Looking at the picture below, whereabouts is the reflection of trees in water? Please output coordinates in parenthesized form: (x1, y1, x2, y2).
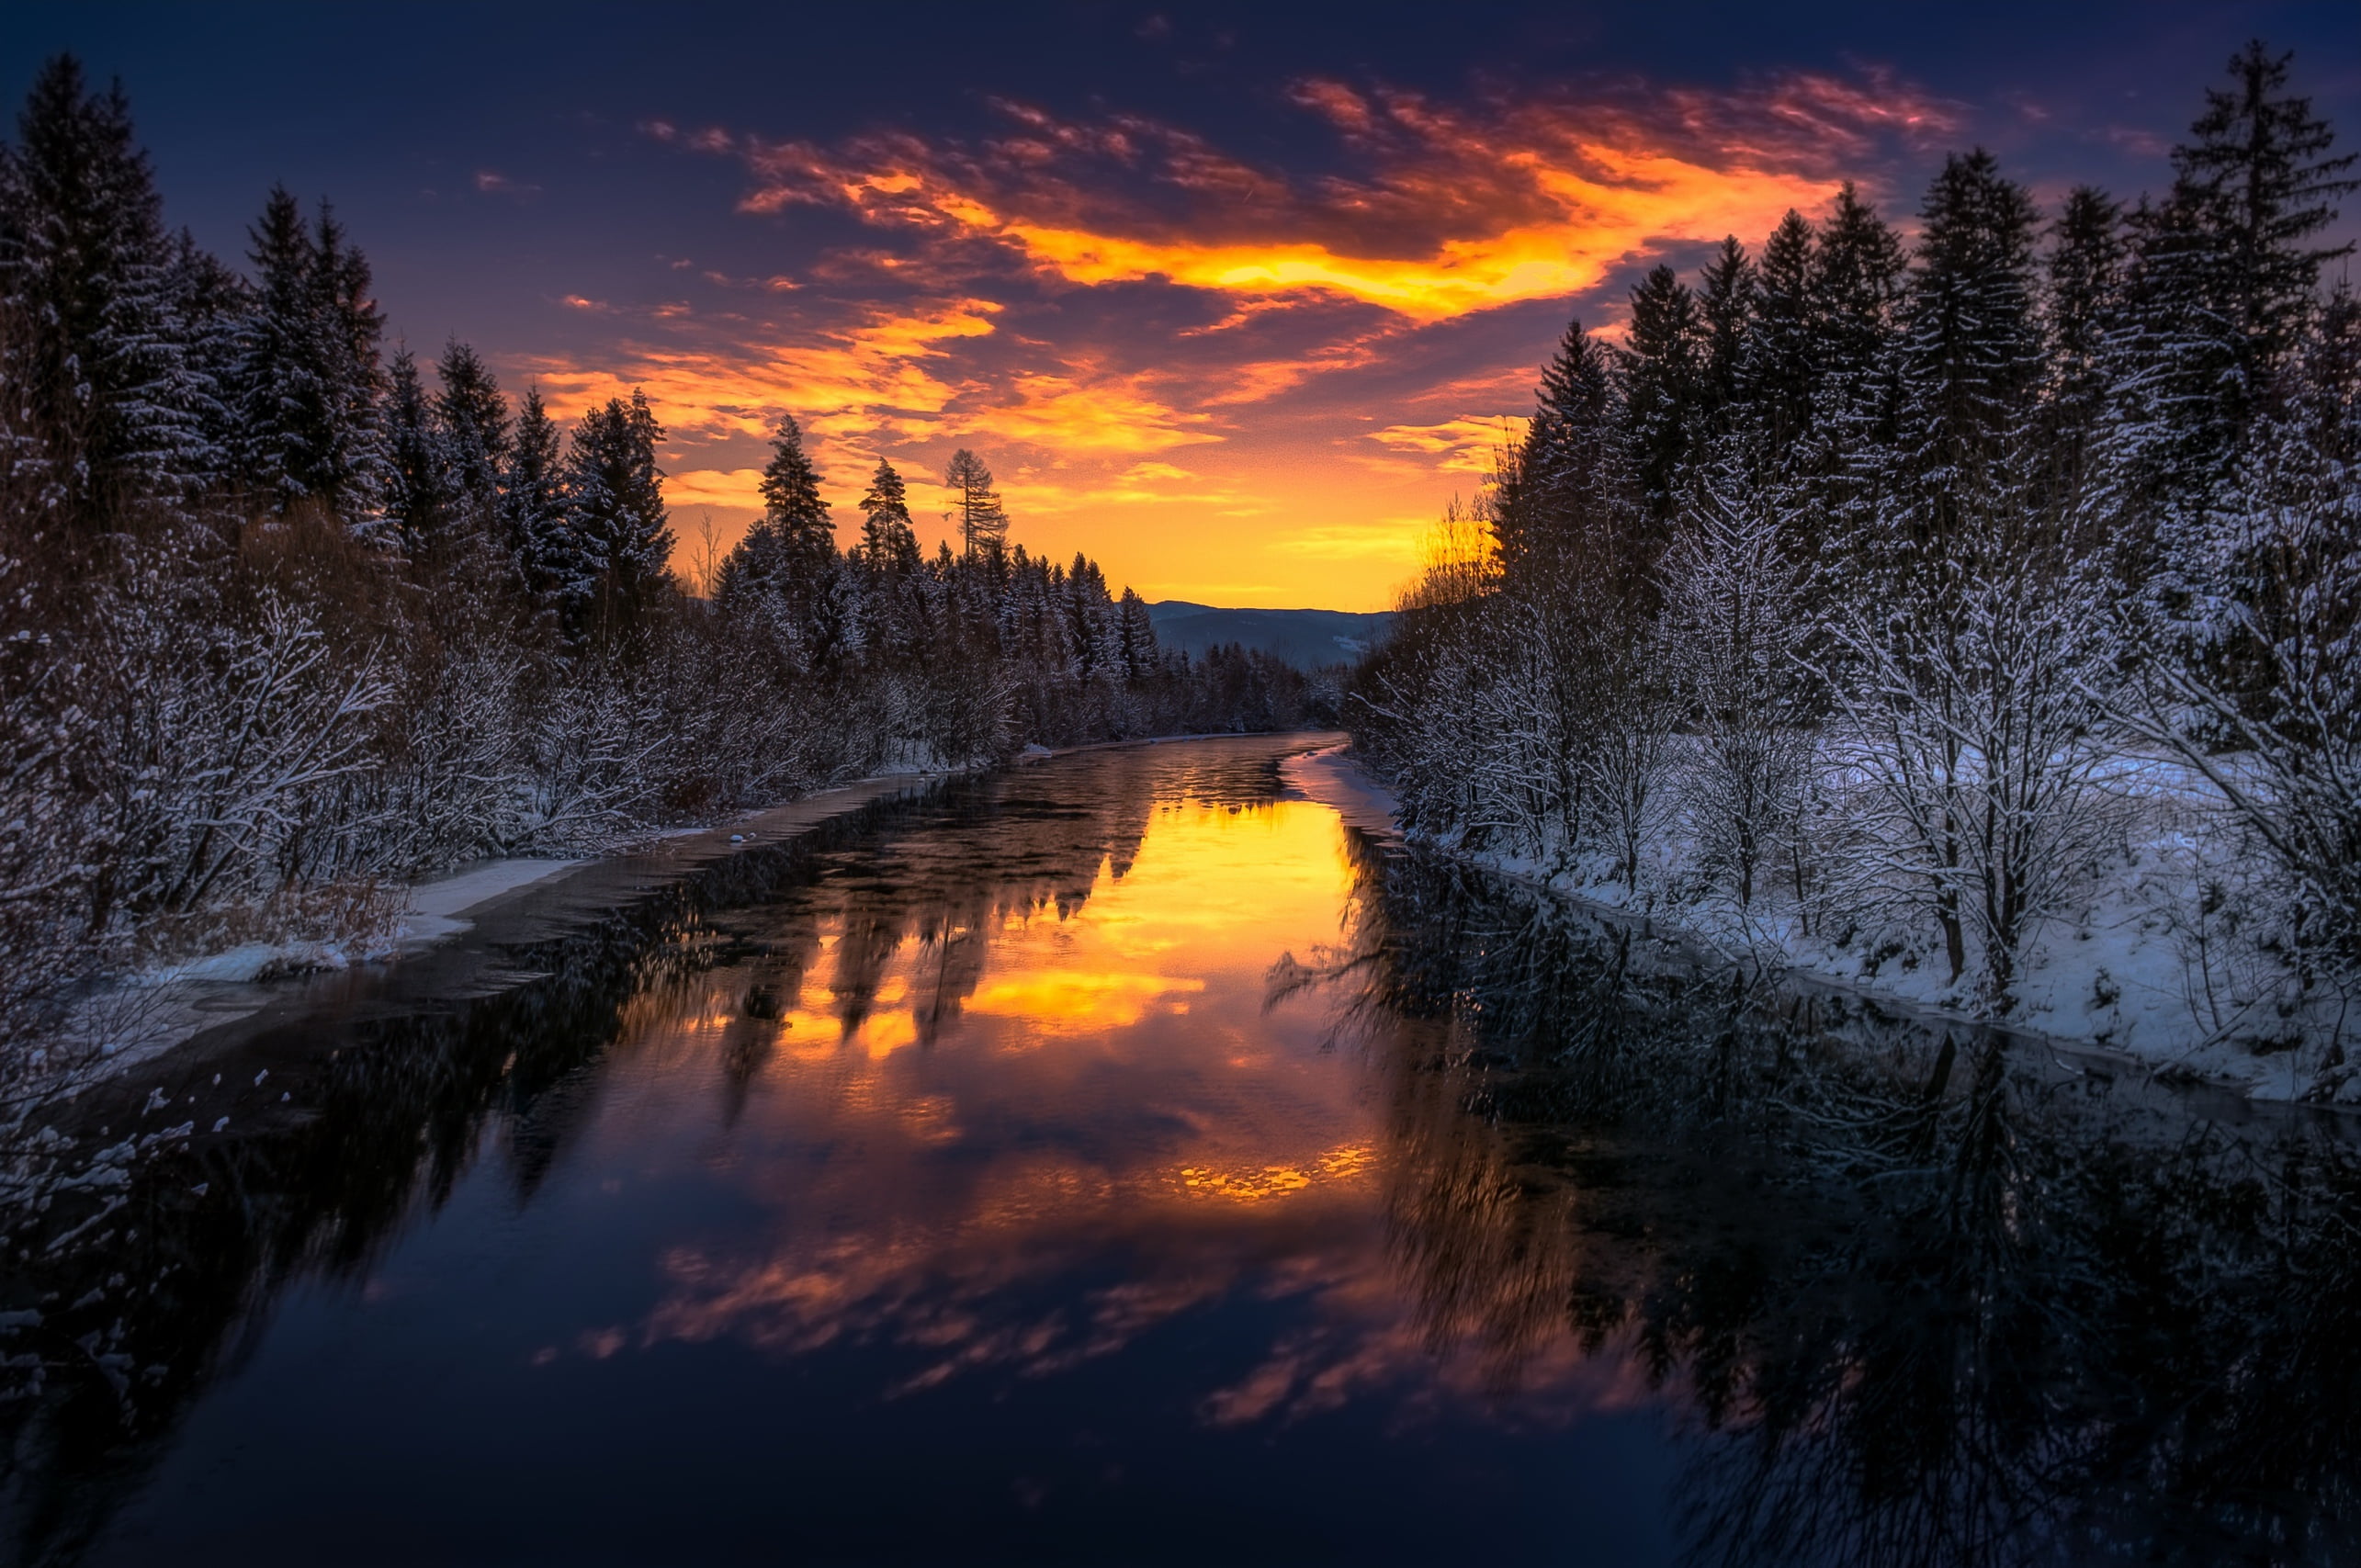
(0, 746, 1266, 1568)
(1326, 832, 2361, 1567)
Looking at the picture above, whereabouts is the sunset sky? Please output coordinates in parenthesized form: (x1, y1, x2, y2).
(8, 3, 2358, 609)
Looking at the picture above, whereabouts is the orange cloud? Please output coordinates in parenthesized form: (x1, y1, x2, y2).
(1369, 415, 1530, 474)
(599, 64, 1958, 607)
(741, 130, 1841, 322)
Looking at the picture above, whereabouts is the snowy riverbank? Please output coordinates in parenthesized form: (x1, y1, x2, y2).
(62, 770, 955, 1089)
(1288, 743, 2351, 1108)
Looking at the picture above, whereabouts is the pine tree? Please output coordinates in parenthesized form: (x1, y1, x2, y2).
(381, 345, 448, 545)
(306, 200, 388, 518)
(1812, 183, 1909, 380)
(1695, 236, 1755, 434)
(1739, 209, 1820, 465)
(943, 447, 1008, 560)
(2043, 186, 2125, 513)
(164, 227, 244, 488)
(563, 389, 670, 629)
(2176, 41, 2358, 390)
(232, 186, 388, 519)
(1806, 182, 1909, 557)
(232, 186, 320, 509)
(503, 384, 574, 606)
(756, 415, 834, 578)
(0, 54, 199, 532)
(1117, 586, 1158, 680)
(1617, 263, 1702, 524)
(1501, 315, 1646, 606)
(435, 338, 508, 540)
(857, 457, 921, 573)
(1895, 150, 2043, 556)
(2114, 42, 2357, 514)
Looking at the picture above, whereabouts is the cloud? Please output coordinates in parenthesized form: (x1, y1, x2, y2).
(1369, 414, 1529, 474)
(474, 169, 542, 198)
(728, 103, 1848, 322)
(601, 61, 1965, 605)
(666, 468, 768, 513)
(1264, 521, 1426, 561)
(518, 296, 1005, 457)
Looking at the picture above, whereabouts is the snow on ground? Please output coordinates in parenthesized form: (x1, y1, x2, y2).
(1314, 745, 2341, 1105)
(1283, 743, 1401, 839)
(397, 858, 586, 946)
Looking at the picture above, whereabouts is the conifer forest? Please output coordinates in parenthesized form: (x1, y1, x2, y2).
(0, 58, 1315, 1100)
(6, 15, 2361, 1568)
(1353, 42, 2361, 1099)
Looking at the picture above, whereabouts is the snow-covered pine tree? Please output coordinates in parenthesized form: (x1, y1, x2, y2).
(1116, 587, 1158, 681)
(562, 389, 670, 634)
(2041, 185, 2125, 524)
(2110, 43, 2356, 530)
(1803, 182, 1908, 559)
(1694, 236, 1755, 439)
(0, 54, 201, 535)
(2178, 41, 2358, 402)
(232, 187, 388, 521)
(435, 339, 509, 546)
(1617, 263, 1702, 529)
(757, 415, 834, 582)
(503, 384, 576, 611)
(381, 345, 448, 547)
(1497, 315, 1638, 598)
(1737, 209, 1819, 468)
(306, 201, 389, 521)
(1893, 149, 2043, 563)
(232, 186, 322, 511)
(164, 227, 245, 492)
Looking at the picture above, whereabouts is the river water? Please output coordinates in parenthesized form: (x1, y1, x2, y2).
(6, 735, 2359, 1566)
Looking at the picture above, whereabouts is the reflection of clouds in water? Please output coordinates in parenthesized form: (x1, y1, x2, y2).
(582, 784, 1632, 1431)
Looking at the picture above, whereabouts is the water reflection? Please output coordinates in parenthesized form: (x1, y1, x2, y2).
(1335, 834, 2361, 1567)
(4, 738, 2359, 1566)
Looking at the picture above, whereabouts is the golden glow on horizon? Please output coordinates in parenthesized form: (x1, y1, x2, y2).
(521, 81, 1902, 607)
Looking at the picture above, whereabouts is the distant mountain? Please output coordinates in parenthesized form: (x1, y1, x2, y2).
(1147, 601, 1395, 671)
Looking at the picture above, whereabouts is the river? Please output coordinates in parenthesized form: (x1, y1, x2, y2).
(5, 735, 2358, 1566)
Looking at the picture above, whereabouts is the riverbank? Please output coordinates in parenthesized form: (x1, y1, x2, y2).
(52, 769, 957, 1093)
(63, 731, 1348, 1093)
(1290, 742, 2350, 1109)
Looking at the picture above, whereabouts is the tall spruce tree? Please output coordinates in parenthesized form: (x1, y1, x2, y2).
(435, 338, 508, 542)
(1617, 263, 1702, 525)
(1811, 182, 1908, 396)
(1499, 315, 1644, 602)
(232, 186, 388, 518)
(381, 344, 448, 545)
(1739, 209, 1820, 465)
(0, 54, 199, 532)
(306, 201, 388, 518)
(2177, 41, 2358, 391)
(756, 415, 834, 577)
(1895, 150, 2043, 557)
(2043, 186, 2126, 514)
(503, 384, 575, 607)
(563, 389, 670, 630)
(2116, 43, 2356, 513)
(1695, 236, 1755, 434)
(857, 457, 921, 573)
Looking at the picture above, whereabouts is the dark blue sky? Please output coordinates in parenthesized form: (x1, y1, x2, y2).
(8, 2, 2355, 606)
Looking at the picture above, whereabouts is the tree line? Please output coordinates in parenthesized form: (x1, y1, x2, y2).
(0, 56, 1316, 1079)
(1351, 42, 2361, 1089)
